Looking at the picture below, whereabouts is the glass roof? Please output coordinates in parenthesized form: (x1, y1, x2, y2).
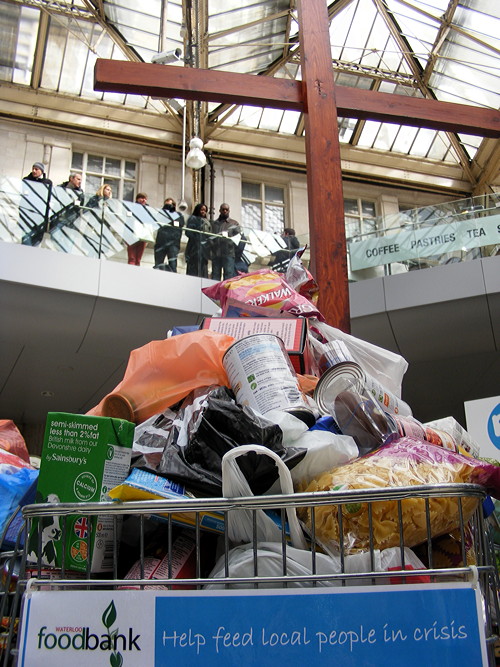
(0, 0, 498, 178)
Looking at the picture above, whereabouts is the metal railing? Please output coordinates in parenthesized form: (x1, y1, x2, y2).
(1, 178, 498, 282)
(1, 483, 499, 664)
(0, 177, 303, 278)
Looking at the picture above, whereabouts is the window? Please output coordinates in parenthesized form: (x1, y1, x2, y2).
(344, 198, 377, 240)
(241, 182, 286, 234)
(71, 152, 137, 200)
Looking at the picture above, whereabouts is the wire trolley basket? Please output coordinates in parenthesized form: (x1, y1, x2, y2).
(1, 483, 499, 666)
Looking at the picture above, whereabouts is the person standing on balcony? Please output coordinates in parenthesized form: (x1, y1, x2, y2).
(125, 192, 149, 266)
(59, 172, 84, 204)
(154, 197, 184, 272)
(23, 162, 53, 187)
(270, 227, 300, 272)
(210, 203, 241, 281)
(22, 162, 53, 244)
(185, 203, 211, 277)
(86, 183, 112, 208)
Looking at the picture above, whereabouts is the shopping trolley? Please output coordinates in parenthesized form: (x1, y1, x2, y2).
(1, 483, 499, 666)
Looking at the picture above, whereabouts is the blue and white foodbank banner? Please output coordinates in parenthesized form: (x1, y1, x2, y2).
(349, 214, 500, 270)
(19, 583, 488, 666)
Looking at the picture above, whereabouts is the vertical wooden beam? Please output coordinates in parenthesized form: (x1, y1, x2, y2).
(297, 0, 350, 332)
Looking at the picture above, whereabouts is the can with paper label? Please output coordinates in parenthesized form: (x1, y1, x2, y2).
(223, 333, 315, 426)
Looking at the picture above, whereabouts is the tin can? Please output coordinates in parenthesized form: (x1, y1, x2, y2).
(388, 415, 459, 452)
(363, 373, 412, 417)
(314, 356, 412, 419)
(313, 361, 366, 416)
(223, 333, 315, 426)
(316, 340, 355, 375)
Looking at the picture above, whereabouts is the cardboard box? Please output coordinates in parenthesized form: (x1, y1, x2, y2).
(109, 468, 225, 534)
(201, 316, 312, 374)
(27, 413, 134, 573)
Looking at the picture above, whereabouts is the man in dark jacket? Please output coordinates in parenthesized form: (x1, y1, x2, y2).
(59, 172, 84, 204)
(270, 228, 300, 271)
(154, 198, 185, 272)
(210, 203, 241, 281)
(22, 162, 53, 244)
(23, 162, 53, 186)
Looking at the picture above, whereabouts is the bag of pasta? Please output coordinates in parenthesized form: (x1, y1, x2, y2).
(299, 437, 500, 553)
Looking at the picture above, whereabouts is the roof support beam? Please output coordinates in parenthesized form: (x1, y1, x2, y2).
(95, 60, 500, 137)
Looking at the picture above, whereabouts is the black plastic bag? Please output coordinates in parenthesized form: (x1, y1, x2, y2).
(158, 386, 305, 496)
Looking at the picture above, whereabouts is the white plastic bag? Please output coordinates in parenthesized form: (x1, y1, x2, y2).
(310, 319, 408, 398)
(264, 410, 358, 490)
(205, 543, 427, 589)
(222, 445, 307, 549)
(205, 541, 342, 589)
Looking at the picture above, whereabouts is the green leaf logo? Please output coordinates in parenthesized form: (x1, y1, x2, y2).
(102, 600, 117, 629)
(110, 652, 123, 667)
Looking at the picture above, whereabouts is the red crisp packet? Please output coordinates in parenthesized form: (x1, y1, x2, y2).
(202, 269, 324, 320)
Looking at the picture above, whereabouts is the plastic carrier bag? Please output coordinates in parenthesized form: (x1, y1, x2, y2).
(0, 420, 30, 463)
(205, 542, 427, 589)
(158, 387, 304, 497)
(309, 319, 408, 398)
(88, 330, 234, 424)
(222, 444, 307, 549)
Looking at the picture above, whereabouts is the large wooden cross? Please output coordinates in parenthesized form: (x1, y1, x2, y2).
(95, 0, 499, 333)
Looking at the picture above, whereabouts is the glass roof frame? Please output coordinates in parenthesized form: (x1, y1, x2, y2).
(0, 0, 498, 188)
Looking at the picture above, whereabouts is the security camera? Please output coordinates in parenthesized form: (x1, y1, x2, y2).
(177, 200, 189, 213)
(151, 48, 183, 65)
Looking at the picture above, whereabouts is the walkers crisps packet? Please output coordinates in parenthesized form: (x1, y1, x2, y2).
(202, 269, 324, 320)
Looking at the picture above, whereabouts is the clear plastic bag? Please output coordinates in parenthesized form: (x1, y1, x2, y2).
(300, 437, 500, 552)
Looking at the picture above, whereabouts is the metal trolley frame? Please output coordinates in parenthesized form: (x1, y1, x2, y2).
(1, 483, 499, 665)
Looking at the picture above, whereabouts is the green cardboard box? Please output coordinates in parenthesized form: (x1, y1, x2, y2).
(27, 412, 135, 573)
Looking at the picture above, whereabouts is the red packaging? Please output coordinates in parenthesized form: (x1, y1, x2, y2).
(121, 532, 196, 590)
(202, 269, 323, 320)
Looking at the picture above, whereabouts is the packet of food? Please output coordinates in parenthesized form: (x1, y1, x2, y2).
(202, 269, 324, 320)
(299, 437, 500, 553)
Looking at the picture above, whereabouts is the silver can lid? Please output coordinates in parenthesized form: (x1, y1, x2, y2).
(313, 362, 365, 416)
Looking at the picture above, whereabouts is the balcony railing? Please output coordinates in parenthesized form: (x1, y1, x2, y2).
(346, 193, 500, 281)
(0, 177, 303, 278)
(1, 178, 498, 282)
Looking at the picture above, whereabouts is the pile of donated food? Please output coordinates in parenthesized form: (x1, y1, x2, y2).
(2, 250, 500, 587)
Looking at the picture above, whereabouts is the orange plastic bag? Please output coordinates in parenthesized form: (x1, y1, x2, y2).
(88, 330, 235, 424)
(0, 420, 30, 463)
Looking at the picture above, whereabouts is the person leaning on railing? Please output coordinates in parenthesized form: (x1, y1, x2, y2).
(86, 183, 112, 209)
(154, 197, 185, 272)
(21, 162, 53, 245)
(185, 203, 211, 278)
(59, 172, 84, 205)
(269, 227, 300, 272)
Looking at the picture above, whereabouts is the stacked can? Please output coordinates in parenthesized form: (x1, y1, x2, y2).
(313, 340, 412, 418)
(223, 333, 316, 427)
(387, 415, 463, 454)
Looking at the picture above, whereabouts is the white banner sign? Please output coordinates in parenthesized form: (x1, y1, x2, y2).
(18, 583, 488, 666)
(348, 214, 500, 270)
